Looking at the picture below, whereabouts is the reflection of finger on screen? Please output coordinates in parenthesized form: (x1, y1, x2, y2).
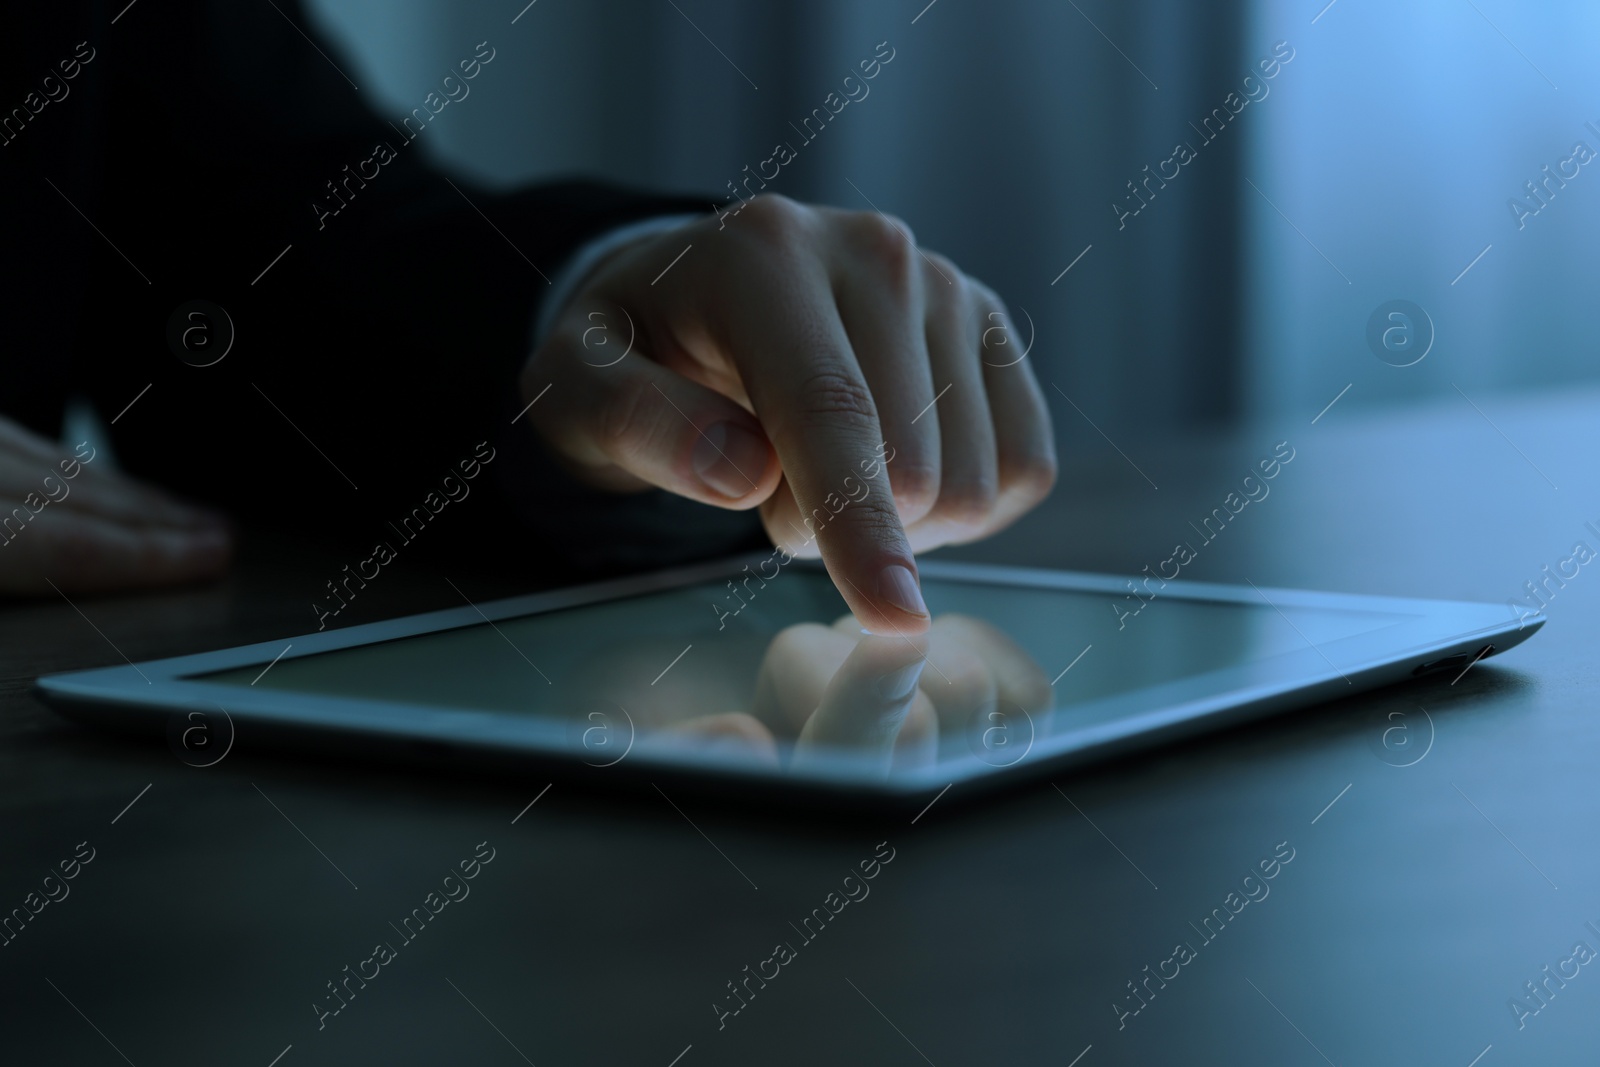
(798, 633, 927, 750)
(932, 614, 1053, 713)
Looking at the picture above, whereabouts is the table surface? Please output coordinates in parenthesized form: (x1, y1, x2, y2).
(3, 385, 1596, 1066)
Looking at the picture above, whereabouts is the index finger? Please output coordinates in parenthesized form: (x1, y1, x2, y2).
(710, 203, 928, 634)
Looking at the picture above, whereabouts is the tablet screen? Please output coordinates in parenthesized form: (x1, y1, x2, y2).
(197, 570, 1413, 774)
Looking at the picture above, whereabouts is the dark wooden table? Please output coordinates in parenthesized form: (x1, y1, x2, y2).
(3, 385, 1596, 1066)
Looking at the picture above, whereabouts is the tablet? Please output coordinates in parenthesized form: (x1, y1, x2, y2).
(36, 556, 1542, 806)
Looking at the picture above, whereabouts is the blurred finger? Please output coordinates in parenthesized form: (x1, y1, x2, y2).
(968, 285, 1057, 540)
(910, 253, 998, 550)
(0, 502, 232, 596)
(0, 446, 225, 532)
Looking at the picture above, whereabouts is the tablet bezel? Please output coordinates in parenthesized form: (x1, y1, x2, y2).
(34, 556, 1543, 804)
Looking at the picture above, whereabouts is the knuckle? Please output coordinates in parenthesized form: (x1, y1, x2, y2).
(849, 212, 918, 284)
(935, 475, 999, 526)
(845, 498, 916, 545)
(738, 194, 809, 245)
(889, 460, 940, 512)
(970, 291, 1010, 339)
(1002, 449, 1058, 504)
(1011, 447, 1062, 502)
(792, 368, 878, 429)
(922, 262, 975, 339)
(922, 250, 962, 292)
(802, 483, 906, 548)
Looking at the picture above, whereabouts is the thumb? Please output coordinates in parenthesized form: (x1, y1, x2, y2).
(523, 329, 780, 508)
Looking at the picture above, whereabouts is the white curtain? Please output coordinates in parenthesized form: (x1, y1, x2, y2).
(1245, 0, 1600, 422)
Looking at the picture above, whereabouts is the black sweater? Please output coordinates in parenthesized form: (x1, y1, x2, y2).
(0, 0, 761, 576)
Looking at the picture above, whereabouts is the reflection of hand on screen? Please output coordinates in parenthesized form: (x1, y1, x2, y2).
(584, 611, 1052, 775)
(754, 622, 937, 775)
(879, 613, 1054, 733)
(646, 624, 936, 774)
(754, 613, 1053, 774)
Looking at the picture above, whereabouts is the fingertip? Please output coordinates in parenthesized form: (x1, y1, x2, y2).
(866, 562, 930, 634)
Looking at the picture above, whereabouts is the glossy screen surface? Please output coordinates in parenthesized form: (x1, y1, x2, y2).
(198, 571, 1413, 775)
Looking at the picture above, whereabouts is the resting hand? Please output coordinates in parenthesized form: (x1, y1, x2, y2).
(0, 416, 231, 596)
(522, 196, 1057, 635)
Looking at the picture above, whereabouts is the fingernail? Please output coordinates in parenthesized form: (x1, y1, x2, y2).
(875, 660, 925, 701)
(877, 563, 928, 619)
(693, 422, 766, 499)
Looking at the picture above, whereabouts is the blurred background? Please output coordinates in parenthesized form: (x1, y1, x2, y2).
(304, 0, 1600, 440)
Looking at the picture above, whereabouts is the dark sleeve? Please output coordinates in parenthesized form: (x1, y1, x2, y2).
(0, 0, 761, 574)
